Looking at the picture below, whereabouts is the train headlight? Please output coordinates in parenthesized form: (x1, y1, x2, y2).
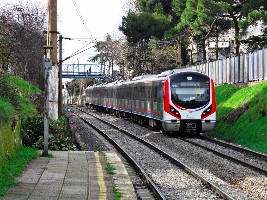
(201, 105, 212, 118)
(170, 105, 181, 118)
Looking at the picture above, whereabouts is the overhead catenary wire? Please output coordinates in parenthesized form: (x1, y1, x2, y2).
(71, 0, 94, 40)
(68, 39, 95, 57)
(63, 44, 95, 62)
(63, 0, 99, 61)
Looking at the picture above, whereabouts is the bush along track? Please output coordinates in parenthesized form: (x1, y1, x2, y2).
(21, 116, 75, 151)
(206, 82, 267, 154)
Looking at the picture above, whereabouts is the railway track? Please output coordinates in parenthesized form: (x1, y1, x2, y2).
(179, 137, 267, 176)
(201, 136, 267, 161)
(69, 105, 236, 199)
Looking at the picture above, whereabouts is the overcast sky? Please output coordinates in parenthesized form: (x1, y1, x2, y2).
(1, 0, 127, 72)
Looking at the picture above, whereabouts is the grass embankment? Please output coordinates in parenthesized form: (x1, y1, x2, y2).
(0, 98, 16, 124)
(0, 72, 42, 121)
(206, 82, 267, 154)
(0, 146, 39, 195)
(0, 73, 42, 195)
(8, 75, 41, 116)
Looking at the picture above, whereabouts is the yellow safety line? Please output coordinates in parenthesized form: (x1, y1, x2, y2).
(94, 152, 107, 200)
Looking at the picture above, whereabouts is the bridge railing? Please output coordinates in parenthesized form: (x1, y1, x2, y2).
(62, 71, 102, 76)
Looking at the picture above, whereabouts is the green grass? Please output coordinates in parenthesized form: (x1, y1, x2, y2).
(0, 146, 39, 195)
(206, 82, 267, 154)
(20, 97, 36, 117)
(0, 74, 43, 122)
(9, 76, 42, 117)
(114, 186, 122, 200)
(0, 98, 16, 123)
(9, 76, 41, 96)
(105, 164, 122, 199)
(48, 153, 54, 158)
(106, 165, 116, 175)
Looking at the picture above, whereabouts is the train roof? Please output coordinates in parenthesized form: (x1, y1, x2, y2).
(84, 68, 207, 90)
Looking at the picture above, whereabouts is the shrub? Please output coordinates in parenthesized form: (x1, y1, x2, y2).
(21, 116, 43, 147)
(21, 116, 75, 151)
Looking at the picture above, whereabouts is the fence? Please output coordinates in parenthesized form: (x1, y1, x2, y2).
(186, 48, 267, 85)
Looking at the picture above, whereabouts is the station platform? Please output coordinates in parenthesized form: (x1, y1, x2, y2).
(0, 151, 137, 200)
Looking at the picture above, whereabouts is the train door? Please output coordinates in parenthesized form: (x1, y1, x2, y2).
(140, 83, 145, 116)
(161, 80, 165, 116)
(125, 84, 131, 113)
(130, 83, 134, 114)
(146, 81, 152, 117)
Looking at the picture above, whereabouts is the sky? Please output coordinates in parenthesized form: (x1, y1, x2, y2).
(0, 0, 128, 74)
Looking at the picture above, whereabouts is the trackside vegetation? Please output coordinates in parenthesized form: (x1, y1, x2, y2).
(0, 71, 37, 175)
(0, 72, 75, 195)
(205, 82, 267, 154)
(0, 146, 39, 195)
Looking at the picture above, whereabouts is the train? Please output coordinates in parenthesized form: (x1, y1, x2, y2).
(85, 69, 216, 135)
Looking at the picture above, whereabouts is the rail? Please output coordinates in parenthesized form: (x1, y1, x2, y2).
(73, 105, 236, 200)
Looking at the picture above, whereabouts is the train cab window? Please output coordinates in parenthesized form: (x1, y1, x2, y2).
(170, 72, 210, 109)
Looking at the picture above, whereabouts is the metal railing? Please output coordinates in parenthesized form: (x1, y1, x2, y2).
(186, 48, 267, 85)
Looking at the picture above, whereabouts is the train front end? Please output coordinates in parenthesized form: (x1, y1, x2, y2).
(162, 71, 216, 134)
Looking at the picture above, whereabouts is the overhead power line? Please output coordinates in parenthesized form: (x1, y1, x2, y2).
(71, 0, 95, 40)
(63, 1, 100, 62)
(63, 38, 97, 61)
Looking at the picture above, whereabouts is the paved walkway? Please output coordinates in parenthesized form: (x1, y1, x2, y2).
(0, 151, 137, 200)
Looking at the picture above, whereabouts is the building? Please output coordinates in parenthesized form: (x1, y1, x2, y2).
(189, 22, 264, 64)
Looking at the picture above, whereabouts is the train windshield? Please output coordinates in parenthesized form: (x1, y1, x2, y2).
(170, 72, 210, 109)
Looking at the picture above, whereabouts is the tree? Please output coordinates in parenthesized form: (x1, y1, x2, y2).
(139, 0, 172, 14)
(217, 0, 267, 55)
(238, 2, 267, 51)
(172, 0, 230, 61)
(66, 80, 80, 103)
(0, 1, 47, 90)
(90, 33, 125, 80)
(123, 0, 141, 15)
(119, 8, 172, 74)
(119, 10, 171, 45)
(0, 26, 18, 71)
(149, 39, 180, 73)
(207, 18, 232, 59)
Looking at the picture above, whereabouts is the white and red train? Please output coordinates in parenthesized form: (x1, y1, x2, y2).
(85, 69, 216, 134)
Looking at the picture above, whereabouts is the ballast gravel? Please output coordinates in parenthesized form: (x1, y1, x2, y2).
(68, 106, 267, 199)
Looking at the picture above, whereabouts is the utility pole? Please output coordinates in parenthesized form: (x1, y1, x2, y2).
(43, 0, 58, 157)
(47, 0, 58, 120)
(43, 46, 52, 157)
(59, 35, 62, 118)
